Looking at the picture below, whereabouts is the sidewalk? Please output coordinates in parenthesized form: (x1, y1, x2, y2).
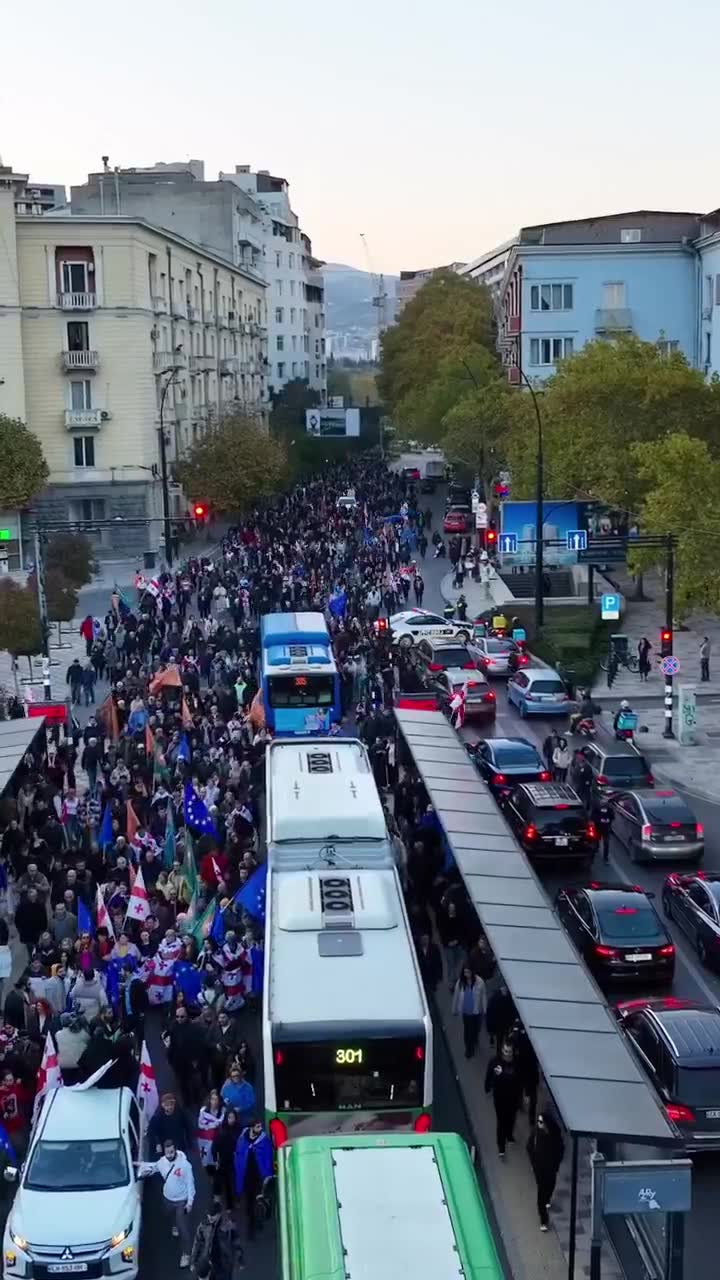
(433, 981, 623, 1280)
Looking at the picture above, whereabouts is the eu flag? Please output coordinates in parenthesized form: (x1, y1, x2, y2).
(77, 898, 94, 937)
(235, 861, 267, 923)
(177, 733, 191, 765)
(0, 1121, 15, 1162)
(210, 904, 226, 944)
(183, 783, 218, 839)
(99, 804, 113, 850)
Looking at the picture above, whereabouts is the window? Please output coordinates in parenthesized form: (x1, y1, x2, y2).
(315, 339, 320, 356)
(304, 360, 310, 378)
(530, 282, 573, 311)
(277, 362, 285, 379)
(70, 498, 105, 524)
(657, 339, 679, 358)
(716, 274, 720, 306)
(602, 282, 626, 309)
(276, 280, 283, 296)
(290, 308, 296, 324)
(706, 332, 712, 365)
(292, 335, 297, 350)
(276, 335, 284, 352)
(275, 307, 284, 324)
(315, 364, 320, 378)
(315, 314, 319, 328)
(290, 280, 295, 297)
(62, 262, 89, 293)
(73, 436, 95, 468)
(705, 275, 714, 311)
(275, 251, 282, 268)
(66, 321, 89, 352)
(292, 362, 297, 377)
(70, 380, 92, 410)
(620, 228, 642, 243)
(529, 337, 573, 366)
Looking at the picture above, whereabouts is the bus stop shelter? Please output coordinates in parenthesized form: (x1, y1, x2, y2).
(394, 708, 677, 1272)
(0, 717, 46, 798)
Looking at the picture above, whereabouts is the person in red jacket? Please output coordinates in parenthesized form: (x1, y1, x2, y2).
(0, 1069, 32, 1152)
(79, 615, 95, 657)
(199, 850, 228, 892)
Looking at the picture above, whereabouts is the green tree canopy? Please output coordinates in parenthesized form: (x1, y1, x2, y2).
(505, 337, 720, 509)
(326, 365, 354, 403)
(269, 379, 318, 433)
(441, 380, 511, 495)
(43, 568, 79, 624)
(176, 415, 287, 515)
(0, 579, 42, 657)
(0, 416, 48, 508)
(379, 272, 496, 428)
(45, 533, 94, 590)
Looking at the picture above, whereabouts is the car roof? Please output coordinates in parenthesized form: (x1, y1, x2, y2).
(630, 791, 693, 816)
(594, 741, 646, 759)
(419, 638, 467, 651)
(39, 1087, 130, 1141)
(582, 884, 651, 907)
(488, 737, 540, 753)
(443, 667, 488, 685)
(524, 668, 563, 681)
(519, 783, 583, 807)
(649, 1003, 720, 1061)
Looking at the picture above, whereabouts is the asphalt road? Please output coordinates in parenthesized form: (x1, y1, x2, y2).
(417, 492, 720, 1279)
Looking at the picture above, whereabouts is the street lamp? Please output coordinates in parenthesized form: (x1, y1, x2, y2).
(158, 368, 178, 568)
(516, 368, 545, 632)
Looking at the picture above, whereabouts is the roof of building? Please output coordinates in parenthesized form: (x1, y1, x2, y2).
(0, 717, 45, 797)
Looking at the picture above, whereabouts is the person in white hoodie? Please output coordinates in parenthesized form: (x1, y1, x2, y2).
(139, 1139, 196, 1267)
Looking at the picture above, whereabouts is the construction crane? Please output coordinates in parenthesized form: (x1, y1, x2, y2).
(360, 233, 391, 350)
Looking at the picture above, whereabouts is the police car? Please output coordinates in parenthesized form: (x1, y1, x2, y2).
(390, 609, 470, 648)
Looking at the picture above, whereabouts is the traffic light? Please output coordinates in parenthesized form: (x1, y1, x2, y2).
(660, 628, 673, 657)
(193, 502, 208, 524)
(486, 528, 497, 549)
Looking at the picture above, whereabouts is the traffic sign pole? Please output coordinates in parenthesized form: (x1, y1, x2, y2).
(664, 536, 675, 739)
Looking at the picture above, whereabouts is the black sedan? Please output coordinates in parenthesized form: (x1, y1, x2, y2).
(662, 873, 720, 968)
(555, 883, 675, 986)
(466, 737, 550, 800)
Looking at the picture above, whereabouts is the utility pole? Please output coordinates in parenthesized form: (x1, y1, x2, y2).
(664, 534, 675, 739)
(33, 529, 51, 699)
(516, 370, 545, 632)
(158, 370, 176, 568)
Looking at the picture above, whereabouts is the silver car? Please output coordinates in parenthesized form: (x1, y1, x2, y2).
(469, 636, 529, 678)
(611, 788, 704, 863)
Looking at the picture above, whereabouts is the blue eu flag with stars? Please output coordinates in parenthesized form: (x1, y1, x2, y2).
(235, 861, 267, 923)
(183, 783, 218, 839)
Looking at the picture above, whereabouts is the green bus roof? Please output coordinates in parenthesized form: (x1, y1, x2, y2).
(278, 1132, 505, 1280)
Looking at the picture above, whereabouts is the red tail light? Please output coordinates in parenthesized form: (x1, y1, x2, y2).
(274, 1049, 284, 1066)
(657, 944, 675, 957)
(414, 1112, 432, 1133)
(269, 1117, 289, 1148)
(554, 804, 569, 810)
(666, 1103, 695, 1125)
(428, 662, 443, 671)
(539, 771, 551, 782)
(494, 773, 506, 784)
(595, 945, 619, 958)
(646, 775, 654, 785)
(641, 823, 652, 840)
(596, 774, 609, 785)
(670, 822, 682, 829)
(524, 824, 538, 841)
(483, 691, 496, 702)
(586, 822, 598, 840)
(415, 1045, 424, 1061)
(463, 661, 475, 669)
(697, 823, 705, 838)
(518, 655, 529, 665)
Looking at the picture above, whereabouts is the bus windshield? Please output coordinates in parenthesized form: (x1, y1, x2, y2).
(268, 674, 335, 708)
(274, 1038, 424, 1111)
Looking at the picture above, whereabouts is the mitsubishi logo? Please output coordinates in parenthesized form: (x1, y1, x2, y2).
(61, 1248, 74, 1261)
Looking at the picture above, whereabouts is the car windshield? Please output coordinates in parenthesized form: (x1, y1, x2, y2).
(529, 680, 565, 695)
(676, 1067, 720, 1108)
(643, 798, 693, 824)
(429, 647, 470, 666)
(596, 905, 664, 942)
(533, 808, 587, 832)
(494, 745, 541, 766)
(25, 1138, 129, 1191)
(485, 640, 514, 654)
(603, 756, 650, 778)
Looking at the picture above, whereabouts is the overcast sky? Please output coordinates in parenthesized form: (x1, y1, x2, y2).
(4, 0, 719, 275)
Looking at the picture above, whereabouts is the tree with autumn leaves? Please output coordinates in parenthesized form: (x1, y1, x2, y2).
(176, 413, 288, 515)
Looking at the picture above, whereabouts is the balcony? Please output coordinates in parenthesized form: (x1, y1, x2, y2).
(186, 302, 199, 322)
(59, 292, 96, 311)
(204, 313, 216, 326)
(594, 308, 633, 334)
(174, 401, 189, 421)
(61, 350, 99, 371)
(171, 300, 186, 319)
(507, 314, 520, 336)
(153, 351, 187, 373)
(189, 353, 217, 372)
(64, 408, 104, 430)
(220, 356, 239, 375)
(152, 295, 168, 314)
(228, 311, 239, 330)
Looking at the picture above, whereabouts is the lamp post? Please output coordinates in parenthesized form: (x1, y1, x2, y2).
(516, 368, 545, 632)
(158, 369, 177, 568)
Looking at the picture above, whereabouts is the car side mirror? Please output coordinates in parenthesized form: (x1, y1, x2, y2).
(4, 1166, 18, 1182)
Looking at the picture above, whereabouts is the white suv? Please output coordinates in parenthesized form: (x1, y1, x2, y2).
(3, 1087, 142, 1280)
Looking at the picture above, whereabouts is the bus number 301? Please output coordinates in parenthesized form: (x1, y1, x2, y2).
(335, 1048, 363, 1066)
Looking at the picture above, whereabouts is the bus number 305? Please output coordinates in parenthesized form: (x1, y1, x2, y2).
(335, 1048, 364, 1066)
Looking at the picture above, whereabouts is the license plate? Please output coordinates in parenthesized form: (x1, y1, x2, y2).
(555, 837, 569, 847)
(626, 953, 652, 962)
(47, 1266, 88, 1274)
(706, 1110, 720, 1120)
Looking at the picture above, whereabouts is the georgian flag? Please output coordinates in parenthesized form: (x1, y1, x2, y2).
(449, 685, 466, 730)
(137, 1040, 159, 1138)
(35, 1031, 63, 1115)
(96, 886, 115, 941)
(126, 865, 150, 923)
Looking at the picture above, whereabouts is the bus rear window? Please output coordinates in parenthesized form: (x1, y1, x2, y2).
(268, 675, 334, 708)
(273, 1037, 424, 1112)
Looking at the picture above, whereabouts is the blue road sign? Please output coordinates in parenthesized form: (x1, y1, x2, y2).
(601, 593, 621, 620)
(661, 655, 680, 676)
(498, 532, 518, 554)
(567, 529, 588, 551)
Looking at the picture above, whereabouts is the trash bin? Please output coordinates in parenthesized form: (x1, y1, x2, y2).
(560, 667, 577, 700)
(143, 551, 156, 571)
(610, 633, 628, 657)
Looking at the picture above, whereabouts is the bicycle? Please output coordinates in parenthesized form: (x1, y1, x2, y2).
(599, 650, 639, 674)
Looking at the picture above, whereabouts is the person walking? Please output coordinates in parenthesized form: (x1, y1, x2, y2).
(527, 1112, 565, 1231)
(211, 1108, 241, 1208)
(452, 965, 487, 1058)
(542, 730, 561, 775)
(638, 636, 652, 682)
(413, 573, 425, 606)
(701, 636, 711, 683)
(594, 797, 613, 861)
(234, 1121, 274, 1240)
(190, 1208, 243, 1280)
(139, 1138, 196, 1267)
(484, 1041, 523, 1157)
(551, 737, 571, 783)
(66, 659, 83, 706)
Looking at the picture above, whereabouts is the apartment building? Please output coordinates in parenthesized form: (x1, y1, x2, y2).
(220, 167, 326, 402)
(0, 171, 267, 560)
(72, 160, 326, 403)
(1, 164, 66, 216)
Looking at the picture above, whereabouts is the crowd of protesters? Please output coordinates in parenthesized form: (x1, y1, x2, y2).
(0, 454, 565, 1260)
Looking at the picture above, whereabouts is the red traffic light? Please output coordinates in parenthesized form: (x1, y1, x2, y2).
(660, 628, 673, 657)
(193, 503, 208, 520)
(486, 529, 497, 544)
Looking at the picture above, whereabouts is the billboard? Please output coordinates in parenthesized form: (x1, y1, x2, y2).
(499, 500, 582, 567)
(305, 408, 360, 438)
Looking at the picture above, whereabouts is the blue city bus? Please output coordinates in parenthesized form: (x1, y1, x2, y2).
(260, 612, 341, 735)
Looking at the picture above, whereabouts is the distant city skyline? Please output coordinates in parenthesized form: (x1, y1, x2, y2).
(4, 0, 720, 275)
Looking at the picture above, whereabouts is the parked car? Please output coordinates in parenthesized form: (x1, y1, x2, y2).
(507, 668, 570, 717)
(569, 741, 654, 805)
(501, 782, 599, 863)
(470, 636, 529, 678)
(3, 1085, 142, 1280)
(555, 883, 675, 987)
(610, 788, 703, 864)
(390, 609, 470, 647)
(424, 668, 496, 723)
(616, 997, 720, 1150)
(445, 484, 472, 510)
(443, 507, 471, 534)
(467, 736, 550, 799)
(662, 872, 720, 967)
(413, 637, 477, 676)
